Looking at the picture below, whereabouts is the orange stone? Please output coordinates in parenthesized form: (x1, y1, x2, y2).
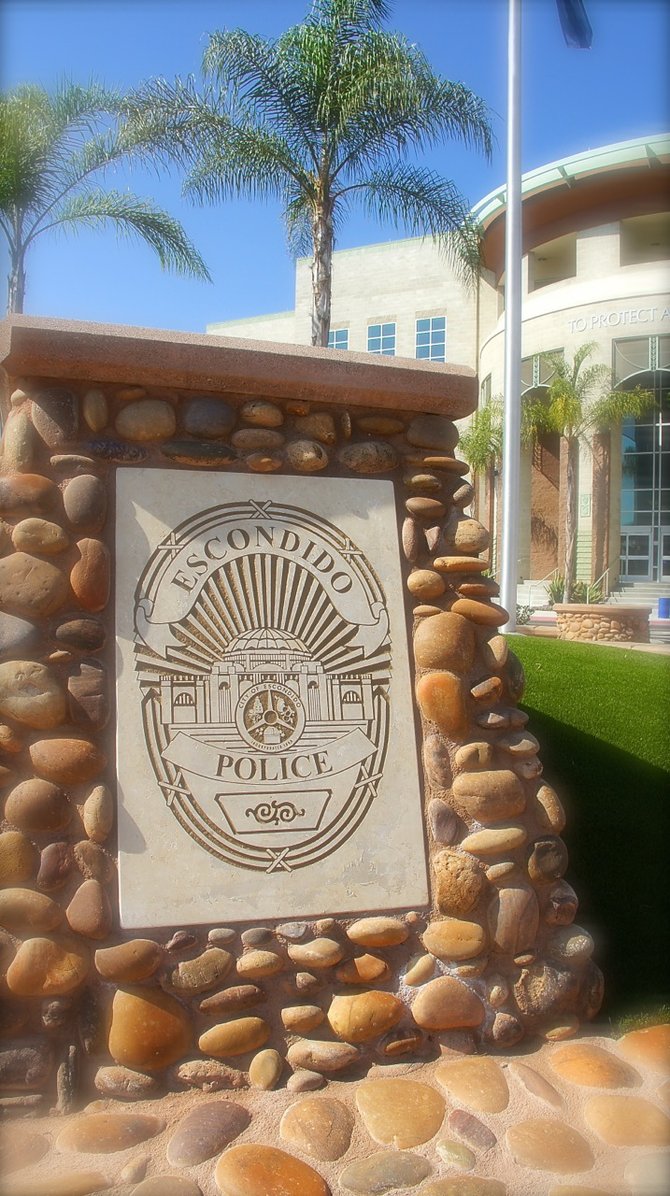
(411, 977, 484, 1031)
(335, 954, 389, 984)
(346, 917, 408, 948)
(56, 1111, 163, 1153)
(436, 1057, 509, 1113)
(583, 1094, 670, 1145)
(327, 991, 403, 1042)
(414, 612, 477, 673)
(617, 1024, 670, 1075)
(95, 939, 162, 982)
(452, 769, 526, 823)
(0, 886, 62, 933)
(70, 537, 110, 611)
(356, 1078, 445, 1148)
(198, 1016, 270, 1057)
(28, 736, 106, 784)
(451, 598, 508, 626)
(6, 934, 89, 995)
(421, 1181, 505, 1196)
(506, 1118, 594, 1173)
(549, 1042, 639, 1088)
(108, 988, 191, 1071)
(215, 1143, 329, 1196)
(280, 1095, 353, 1161)
(0, 831, 39, 884)
(423, 918, 487, 961)
(416, 671, 467, 737)
(2, 1174, 110, 1196)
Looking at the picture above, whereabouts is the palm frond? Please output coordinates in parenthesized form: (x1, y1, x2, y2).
(183, 122, 307, 206)
(41, 189, 211, 280)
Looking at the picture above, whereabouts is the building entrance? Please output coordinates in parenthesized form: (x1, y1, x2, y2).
(617, 336, 670, 582)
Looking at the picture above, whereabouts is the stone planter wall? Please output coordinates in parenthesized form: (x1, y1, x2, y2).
(554, 604, 651, 643)
(0, 319, 602, 1116)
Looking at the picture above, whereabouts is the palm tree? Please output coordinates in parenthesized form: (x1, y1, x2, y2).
(525, 343, 653, 602)
(0, 81, 210, 314)
(124, 0, 492, 345)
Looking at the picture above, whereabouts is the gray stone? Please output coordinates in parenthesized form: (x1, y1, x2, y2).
(82, 438, 148, 462)
(36, 841, 73, 890)
(166, 1099, 250, 1165)
(182, 396, 236, 438)
(31, 387, 78, 447)
(63, 474, 107, 532)
(423, 733, 453, 788)
(94, 1065, 162, 1100)
(285, 438, 329, 471)
(161, 439, 238, 466)
(231, 427, 284, 452)
(427, 798, 458, 845)
(67, 661, 108, 730)
(448, 1108, 497, 1151)
(82, 388, 108, 432)
(339, 1151, 431, 1192)
(1, 409, 36, 471)
(339, 441, 398, 473)
(241, 399, 283, 427)
(406, 414, 459, 452)
(54, 617, 106, 652)
(115, 399, 176, 441)
(277, 921, 307, 941)
(0, 1040, 53, 1090)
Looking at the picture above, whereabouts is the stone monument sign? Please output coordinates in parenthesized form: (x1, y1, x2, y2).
(116, 471, 427, 925)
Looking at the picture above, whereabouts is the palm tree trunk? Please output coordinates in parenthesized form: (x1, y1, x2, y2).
(311, 205, 334, 347)
(563, 435, 579, 602)
(7, 246, 26, 314)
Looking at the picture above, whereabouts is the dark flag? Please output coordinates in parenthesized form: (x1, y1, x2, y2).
(556, 0, 593, 48)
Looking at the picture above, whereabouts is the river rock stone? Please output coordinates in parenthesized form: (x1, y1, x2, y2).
(422, 736, 452, 789)
(443, 516, 490, 555)
(0, 1125, 49, 1174)
(95, 939, 161, 982)
(407, 569, 446, 600)
(288, 937, 344, 968)
(412, 977, 484, 1030)
(507, 1117, 594, 1172)
(513, 963, 580, 1023)
(547, 926, 594, 964)
(6, 935, 89, 995)
(422, 919, 486, 961)
(422, 1180, 504, 1196)
(200, 984, 265, 1014)
(407, 414, 459, 452)
(347, 917, 408, 948)
(54, 616, 106, 652)
(549, 1042, 638, 1088)
(0, 612, 40, 658)
(73, 840, 114, 882)
(0, 659, 65, 729)
(241, 399, 283, 427)
(29, 736, 105, 784)
(583, 1094, 670, 1145)
(231, 427, 284, 452)
(509, 1060, 564, 1108)
(81, 784, 113, 843)
(199, 1017, 270, 1057)
(339, 441, 398, 473)
(488, 886, 539, 954)
(435, 1057, 509, 1113)
(336, 954, 389, 985)
(0, 1174, 110, 1196)
(452, 770, 526, 823)
(182, 396, 236, 438)
(170, 1058, 247, 1091)
(215, 1144, 328, 1196)
(281, 1004, 325, 1033)
(435, 1139, 476, 1170)
(280, 1095, 353, 1160)
(82, 387, 108, 432)
(534, 784, 567, 834)
(404, 953, 434, 986)
(544, 881, 579, 927)
(287, 1039, 359, 1072)
(63, 474, 107, 533)
(70, 538, 110, 611)
(356, 1078, 445, 1147)
(328, 991, 403, 1042)
(2, 409, 36, 471)
(170, 948, 233, 993)
(108, 988, 191, 1070)
(340, 1151, 432, 1193)
(161, 439, 238, 467)
(617, 1024, 670, 1074)
(36, 842, 72, 891)
(65, 879, 112, 939)
(528, 836, 569, 883)
(414, 612, 476, 673)
(416, 671, 467, 737)
(433, 850, 486, 915)
(31, 388, 78, 447)
(130, 1179, 201, 1196)
(11, 517, 69, 555)
(5, 778, 72, 833)
(406, 496, 446, 519)
(447, 1109, 497, 1152)
(56, 1110, 163, 1153)
(451, 598, 507, 626)
(94, 1065, 162, 1100)
(428, 799, 458, 845)
(295, 413, 338, 446)
(236, 948, 283, 978)
(0, 474, 59, 516)
(0, 551, 68, 618)
(0, 887, 62, 933)
(115, 399, 176, 441)
(249, 1047, 282, 1089)
(0, 1040, 53, 1090)
(461, 825, 527, 855)
(285, 438, 329, 472)
(0, 830, 38, 884)
(166, 1099, 250, 1166)
(434, 556, 487, 574)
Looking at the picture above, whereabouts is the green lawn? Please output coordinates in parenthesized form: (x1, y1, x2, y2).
(509, 635, 670, 1023)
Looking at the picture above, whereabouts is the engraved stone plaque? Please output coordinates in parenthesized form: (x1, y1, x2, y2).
(116, 470, 428, 926)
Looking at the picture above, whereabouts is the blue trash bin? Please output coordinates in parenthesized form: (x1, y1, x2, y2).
(658, 597, 670, 619)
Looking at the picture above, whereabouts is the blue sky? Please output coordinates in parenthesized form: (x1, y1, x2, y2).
(1, 0, 668, 332)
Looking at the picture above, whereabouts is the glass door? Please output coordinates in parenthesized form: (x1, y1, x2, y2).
(618, 336, 669, 582)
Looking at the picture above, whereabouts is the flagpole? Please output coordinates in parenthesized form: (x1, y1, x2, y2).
(500, 0, 523, 633)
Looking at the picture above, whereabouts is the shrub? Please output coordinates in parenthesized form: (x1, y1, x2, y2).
(547, 574, 605, 605)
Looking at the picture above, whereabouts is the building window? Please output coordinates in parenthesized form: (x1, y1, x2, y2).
(620, 213, 670, 267)
(368, 322, 396, 355)
(480, 374, 492, 404)
(327, 328, 349, 350)
(528, 234, 576, 291)
(416, 316, 446, 361)
(521, 350, 563, 393)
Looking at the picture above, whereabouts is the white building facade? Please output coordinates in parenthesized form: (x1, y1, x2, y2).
(208, 135, 670, 592)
